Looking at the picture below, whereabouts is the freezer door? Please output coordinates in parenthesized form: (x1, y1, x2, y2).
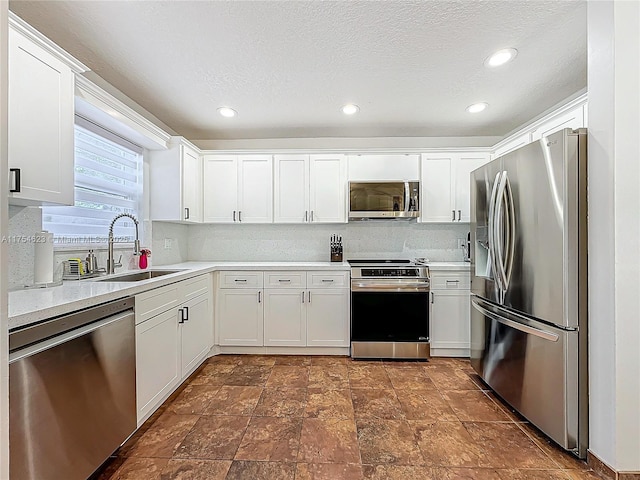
(498, 129, 585, 328)
(470, 295, 580, 454)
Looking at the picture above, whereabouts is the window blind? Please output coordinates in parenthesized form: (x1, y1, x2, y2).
(42, 119, 143, 246)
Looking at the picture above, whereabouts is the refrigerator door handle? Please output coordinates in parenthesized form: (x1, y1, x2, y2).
(488, 172, 503, 292)
(471, 297, 559, 342)
(495, 171, 510, 295)
(503, 173, 516, 291)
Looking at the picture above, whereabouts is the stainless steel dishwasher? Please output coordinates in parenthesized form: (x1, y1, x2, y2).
(9, 297, 136, 480)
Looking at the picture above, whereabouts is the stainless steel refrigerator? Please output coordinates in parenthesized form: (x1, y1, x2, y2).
(470, 128, 588, 458)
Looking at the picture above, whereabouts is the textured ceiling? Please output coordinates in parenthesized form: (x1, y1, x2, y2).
(9, 0, 587, 140)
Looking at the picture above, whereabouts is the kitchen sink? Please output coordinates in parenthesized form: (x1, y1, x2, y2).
(91, 270, 185, 282)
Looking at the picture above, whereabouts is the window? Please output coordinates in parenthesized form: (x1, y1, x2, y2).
(42, 117, 143, 246)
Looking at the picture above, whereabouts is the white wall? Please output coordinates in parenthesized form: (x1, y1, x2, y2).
(587, 0, 640, 472)
(1, 1, 10, 476)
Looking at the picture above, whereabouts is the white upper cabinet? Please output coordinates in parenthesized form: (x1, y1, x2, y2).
(530, 103, 587, 141)
(309, 154, 347, 223)
(150, 139, 202, 223)
(421, 152, 490, 223)
(238, 155, 273, 223)
(274, 154, 346, 223)
(8, 15, 88, 206)
(493, 132, 530, 159)
(274, 154, 309, 223)
(347, 154, 419, 181)
(203, 154, 272, 223)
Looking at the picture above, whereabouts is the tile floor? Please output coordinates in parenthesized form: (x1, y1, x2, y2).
(95, 356, 603, 480)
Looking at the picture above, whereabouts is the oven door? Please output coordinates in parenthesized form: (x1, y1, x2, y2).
(351, 286, 430, 342)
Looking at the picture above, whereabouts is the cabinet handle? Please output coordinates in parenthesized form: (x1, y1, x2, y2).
(239, 211, 242, 222)
(178, 308, 185, 324)
(9, 168, 21, 193)
(321, 279, 334, 283)
(431, 292, 434, 304)
(302, 291, 305, 303)
(305, 210, 308, 222)
(234, 279, 247, 282)
(278, 279, 291, 283)
(184, 207, 190, 220)
(457, 210, 461, 221)
(308, 291, 311, 303)
(310, 210, 314, 222)
(258, 291, 262, 303)
(233, 210, 236, 222)
(452, 210, 456, 221)
(446, 279, 460, 284)
(183, 306, 189, 321)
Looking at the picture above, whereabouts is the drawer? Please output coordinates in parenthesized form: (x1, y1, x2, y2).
(307, 271, 349, 288)
(265, 271, 306, 289)
(430, 273, 470, 290)
(219, 271, 264, 289)
(180, 274, 211, 302)
(136, 283, 180, 324)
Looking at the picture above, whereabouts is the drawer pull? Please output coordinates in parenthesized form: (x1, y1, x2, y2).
(234, 279, 247, 283)
(446, 280, 460, 284)
(278, 279, 291, 283)
(321, 279, 334, 283)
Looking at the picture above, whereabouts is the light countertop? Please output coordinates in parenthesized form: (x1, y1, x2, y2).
(9, 261, 350, 330)
(427, 262, 471, 270)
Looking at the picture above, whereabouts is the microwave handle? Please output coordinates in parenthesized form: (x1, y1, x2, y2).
(404, 181, 410, 212)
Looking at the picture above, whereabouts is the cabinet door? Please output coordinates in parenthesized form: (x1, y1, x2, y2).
(136, 308, 180, 424)
(306, 289, 349, 347)
(182, 146, 202, 223)
(8, 28, 74, 205)
(421, 155, 455, 223)
(180, 294, 212, 377)
(494, 132, 530, 158)
(203, 155, 238, 222)
(430, 290, 470, 357)
(274, 154, 309, 223)
(454, 153, 491, 222)
(238, 155, 273, 223)
(263, 290, 306, 346)
(217, 289, 264, 346)
(309, 154, 346, 223)
(530, 104, 586, 141)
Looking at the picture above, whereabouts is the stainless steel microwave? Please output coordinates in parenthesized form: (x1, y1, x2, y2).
(349, 181, 420, 220)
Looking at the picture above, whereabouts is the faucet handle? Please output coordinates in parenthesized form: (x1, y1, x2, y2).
(114, 255, 123, 268)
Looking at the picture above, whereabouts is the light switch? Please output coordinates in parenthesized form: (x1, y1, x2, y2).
(164, 238, 173, 250)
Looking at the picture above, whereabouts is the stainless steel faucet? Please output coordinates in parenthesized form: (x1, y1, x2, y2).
(107, 213, 141, 274)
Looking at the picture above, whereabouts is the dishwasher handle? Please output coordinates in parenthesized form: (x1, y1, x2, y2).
(9, 309, 135, 363)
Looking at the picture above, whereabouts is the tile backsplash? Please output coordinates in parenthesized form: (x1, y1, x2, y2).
(8, 207, 469, 288)
(165, 221, 469, 264)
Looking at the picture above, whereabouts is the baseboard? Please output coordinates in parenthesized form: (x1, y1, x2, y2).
(588, 450, 640, 479)
(213, 346, 350, 356)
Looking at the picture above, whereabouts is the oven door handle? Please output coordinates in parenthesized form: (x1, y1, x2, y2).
(351, 283, 430, 292)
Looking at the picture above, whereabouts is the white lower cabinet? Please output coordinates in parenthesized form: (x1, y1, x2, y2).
(135, 274, 213, 425)
(264, 290, 306, 346)
(180, 293, 213, 375)
(217, 289, 264, 346)
(216, 270, 349, 350)
(135, 308, 181, 423)
(429, 268, 471, 357)
(306, 289, 350, 347)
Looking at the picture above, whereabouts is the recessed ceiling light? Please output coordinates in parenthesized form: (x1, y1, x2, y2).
(217, 107, 237, 118)
(341, 104, 360, 115)
(466, 102, 489, 113)
(484, 48, 518, 67)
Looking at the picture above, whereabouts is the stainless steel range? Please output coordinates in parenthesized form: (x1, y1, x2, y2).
(349, 259, 430, 359)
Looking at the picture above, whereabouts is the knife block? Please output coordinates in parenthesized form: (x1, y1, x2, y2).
(330, 252, 343, 262)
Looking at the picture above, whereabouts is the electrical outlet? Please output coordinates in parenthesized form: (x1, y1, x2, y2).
(164, 238, 173, 250)
(457, 238, 465, 249)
